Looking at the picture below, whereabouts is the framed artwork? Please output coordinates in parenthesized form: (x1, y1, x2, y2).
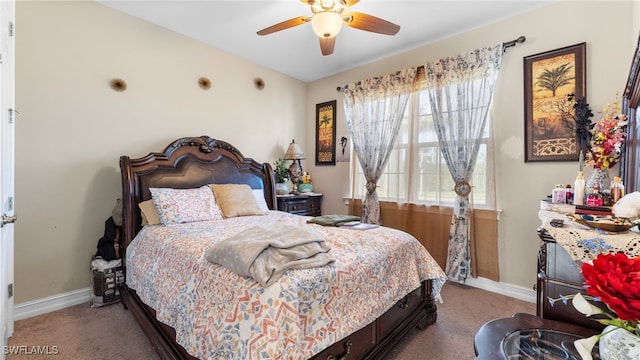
(524, 42, 586, 162)
(316, 100, 337, 165)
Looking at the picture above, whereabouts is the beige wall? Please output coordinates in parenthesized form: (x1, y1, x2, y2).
(307, 1, 637, 289)
(14, 0, 639, 304)
(15, 1, 307, 303)
(634, 0, 640, 40)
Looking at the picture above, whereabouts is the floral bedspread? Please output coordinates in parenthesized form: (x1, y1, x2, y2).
(126, 211, 446, 360)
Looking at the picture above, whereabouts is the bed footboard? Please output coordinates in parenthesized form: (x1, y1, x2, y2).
(311, 280, 436, 360)
(123, 280, 436, 360)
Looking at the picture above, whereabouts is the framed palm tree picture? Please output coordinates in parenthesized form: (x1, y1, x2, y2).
(315, 100, 337, 165)
(524, 42, 586, 162)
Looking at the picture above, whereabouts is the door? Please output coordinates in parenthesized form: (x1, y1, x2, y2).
(1, 0, 16, 356)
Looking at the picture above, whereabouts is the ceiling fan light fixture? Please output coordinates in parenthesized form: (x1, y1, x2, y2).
(311, 12, 343, 38)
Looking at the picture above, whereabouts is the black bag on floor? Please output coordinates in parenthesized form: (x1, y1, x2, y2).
(96, 216, 121, 261)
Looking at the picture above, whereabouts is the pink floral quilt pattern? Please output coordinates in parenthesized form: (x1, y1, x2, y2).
(126, 211, 446, 359)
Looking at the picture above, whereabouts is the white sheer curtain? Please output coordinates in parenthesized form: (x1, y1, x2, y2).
(424, 45, 503, 282)
(340, 68, 417, 224)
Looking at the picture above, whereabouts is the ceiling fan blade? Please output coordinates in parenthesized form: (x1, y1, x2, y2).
(319, 37, 336, 56)
(345, 0, 360, 6)
(257, 17, 309, 36)
(344, 12, 400, 35)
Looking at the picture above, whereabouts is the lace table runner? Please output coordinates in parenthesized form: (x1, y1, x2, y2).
(539, 210, 640, 262)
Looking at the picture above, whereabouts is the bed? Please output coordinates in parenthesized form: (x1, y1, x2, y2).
(119, 135, 446, 360)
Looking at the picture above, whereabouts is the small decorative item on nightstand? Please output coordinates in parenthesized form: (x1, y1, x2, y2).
(284, 139, 305, 194)
(298, 172, 313, 193)
(273, 158, 291, 195)
(298, 183, 313, 193)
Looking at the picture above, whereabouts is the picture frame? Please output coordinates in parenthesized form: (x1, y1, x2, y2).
(315, 100, 337, 165)
(524, 42, 586, 162)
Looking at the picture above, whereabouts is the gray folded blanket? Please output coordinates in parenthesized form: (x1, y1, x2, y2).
(307, 214, 361, 226)
(204, 224, 334, 286)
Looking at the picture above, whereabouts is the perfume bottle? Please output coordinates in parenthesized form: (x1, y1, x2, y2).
(586, 186, 603, 207)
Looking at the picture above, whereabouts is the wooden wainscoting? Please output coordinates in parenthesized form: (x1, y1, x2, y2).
(348, 199, 500, 281)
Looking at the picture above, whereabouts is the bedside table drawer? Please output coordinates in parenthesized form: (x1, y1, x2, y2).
(277, 195, 322, 216)
(282, 199, 315, 213)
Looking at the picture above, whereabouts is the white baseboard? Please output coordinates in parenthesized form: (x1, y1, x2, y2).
(13, 287, 91, 321)
(464, 276, 537, 303)
(12, 278, 536, 321)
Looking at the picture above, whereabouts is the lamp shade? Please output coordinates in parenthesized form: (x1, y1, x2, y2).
(283, 139, 305, 160)
(311, 12, 343, 39)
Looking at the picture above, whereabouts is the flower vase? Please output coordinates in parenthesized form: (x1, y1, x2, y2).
(275, 182, 289, 195)
(599, 325, 640, 359)
(586, 168, 611, 194)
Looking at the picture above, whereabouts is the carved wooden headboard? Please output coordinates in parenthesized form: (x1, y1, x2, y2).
(119, 136, 276, 249)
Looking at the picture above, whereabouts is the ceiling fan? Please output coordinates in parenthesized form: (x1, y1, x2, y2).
(257, 0, 400, 56)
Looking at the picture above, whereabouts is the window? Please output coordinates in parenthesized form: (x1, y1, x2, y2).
(351, 79, 495, 208)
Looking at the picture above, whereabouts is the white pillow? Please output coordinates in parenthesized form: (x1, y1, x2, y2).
(252, 189, 270, 213)
(150, 185, 223, 225)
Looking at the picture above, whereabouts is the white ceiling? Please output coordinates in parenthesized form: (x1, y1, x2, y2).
(99, 0, 553, 83)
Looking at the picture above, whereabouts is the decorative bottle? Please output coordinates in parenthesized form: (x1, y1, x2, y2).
(573, 171, 585, 206)
(586, 185, 603, 207)
(565, 184, 573, 204)
(611, 176, 625, 204)
(552, 184, 566, 204)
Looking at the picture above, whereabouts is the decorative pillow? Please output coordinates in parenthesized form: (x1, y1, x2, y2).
(139, 199, 161, 226)
(150, 186, 223, 225)
(209, 184, 266, 218)
(252, 189, 271, 213)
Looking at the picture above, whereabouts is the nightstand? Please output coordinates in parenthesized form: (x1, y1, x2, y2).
(276, 193, 322, 216)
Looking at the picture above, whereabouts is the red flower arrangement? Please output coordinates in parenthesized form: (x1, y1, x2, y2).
(582, 252, 640, 322)
(550, 252, 640, 359)
(585, 97, 628, 170)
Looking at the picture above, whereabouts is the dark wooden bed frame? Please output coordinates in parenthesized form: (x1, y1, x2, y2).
(119, 135, 438, 360)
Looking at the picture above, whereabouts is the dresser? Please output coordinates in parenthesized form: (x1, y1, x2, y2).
(536, 208, 639, 330)
(276, 193, 322, 216)
(536, 227, 605, 331)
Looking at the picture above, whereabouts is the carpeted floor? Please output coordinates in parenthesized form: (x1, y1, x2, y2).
(7, 282, 535, 359)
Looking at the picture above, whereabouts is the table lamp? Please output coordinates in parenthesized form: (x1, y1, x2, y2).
(283, 139, 305, 194)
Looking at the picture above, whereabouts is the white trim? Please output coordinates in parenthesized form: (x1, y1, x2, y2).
(464, 276, 536, 304)
(13, 287, 91, 320)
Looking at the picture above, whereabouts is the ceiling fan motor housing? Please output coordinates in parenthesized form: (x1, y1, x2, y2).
(257, 0, 399, 56)
(311, 12, 343, 38)
(309, 0, 347, 14)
